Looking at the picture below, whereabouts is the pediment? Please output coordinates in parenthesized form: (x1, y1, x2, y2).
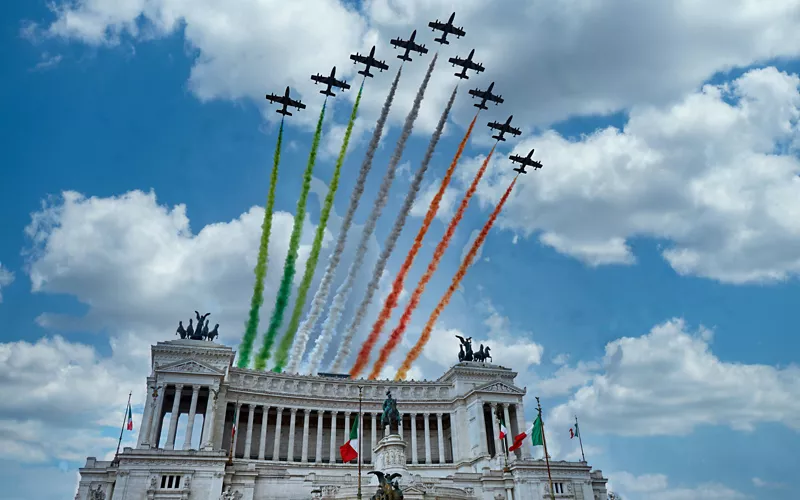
(157, 359, 223, 376)
(472, 380, 525, 395)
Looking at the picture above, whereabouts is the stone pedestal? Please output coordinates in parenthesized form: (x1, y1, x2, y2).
(371, 434, 408, 485)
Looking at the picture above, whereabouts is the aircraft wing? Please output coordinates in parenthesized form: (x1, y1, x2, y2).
(508, 125, 521, 135)
(468, 60, 485, 72)
(448, 55, 466, 66)
(265, 93, 283, 104)
(488, 94, 504, 104)
(428, 20, 447, 31)
(288, 97, 306, 109)
(468, 88, 486, 99)
(450, 25, 466, 37)
(310, 74, 327, 85)
(487, 120, 503, 130)
(390, 38, 410, 49)
(373, 58, 389, 70)
(334, 78, 351, 90)
(350, 53, 368, 64)
(509, 154, 526, 164)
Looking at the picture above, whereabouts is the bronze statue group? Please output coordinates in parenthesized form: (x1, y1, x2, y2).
(456, 334, 492, 362)
(176, 311, 220, 342)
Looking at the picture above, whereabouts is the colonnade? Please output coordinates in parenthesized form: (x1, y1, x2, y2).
(137, 383, 217, 450)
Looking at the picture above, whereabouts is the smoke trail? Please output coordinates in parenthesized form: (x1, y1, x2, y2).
(329, 85, 458, 373)
(238, 119, 285, 368)
(346, 111, 478, 377)
(307, 54, 439, 375)
(272, 83, 365, 373)
(395, 176, 518, 380)
(283, 68, 403, 374)
(254, 101, 327, 370)
(367, 144, 497, 379)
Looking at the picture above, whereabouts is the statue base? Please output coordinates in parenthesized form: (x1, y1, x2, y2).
(371, 434, 408, 485)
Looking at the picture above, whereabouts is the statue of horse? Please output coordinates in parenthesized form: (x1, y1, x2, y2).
(381, 390, 401, 431)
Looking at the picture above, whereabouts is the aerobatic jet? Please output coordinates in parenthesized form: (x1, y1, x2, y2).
(350, 46, 389, 78)
(265, 86, 306, 116)
(390, 30, 429, 62)
(468, 81, 503, 110)
(429, 12, 466, 44)
(449, 49, 484, 79)
(509, 148, 543, 174)
(310, 66, 351, 97)
(487, 115, 522, 141)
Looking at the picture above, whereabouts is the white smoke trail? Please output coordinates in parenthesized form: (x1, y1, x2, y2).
(330, 84, 457, 372)
(284, 68, 403, 374)
(307, 54, 439, 375)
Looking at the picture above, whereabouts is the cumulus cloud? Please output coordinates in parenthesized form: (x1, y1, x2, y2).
(5, 185, 390, 467)
(609, 471, 747, 500)
(550, 318, 800, 436)
(0, 262, 13, 303)
(33, 0, 800, 138)
(461, 67, 800, 282)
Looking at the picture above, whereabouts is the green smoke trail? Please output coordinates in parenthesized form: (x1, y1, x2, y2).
(254, 101, 327, 370)
(273, 83, 364, 373)
(238, 119, 284, 368)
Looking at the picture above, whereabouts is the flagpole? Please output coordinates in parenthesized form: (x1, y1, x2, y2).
(498, 408, 509, 472)
(575, 415, 586, 462)
(536, 397, 555, 500)
(228, 398, 239, 466)
(114, 391, 132, 461)
(357, 385, 363, 500)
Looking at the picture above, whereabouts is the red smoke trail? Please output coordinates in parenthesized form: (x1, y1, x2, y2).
(348, 114, 479, 378)
(366, 143, 498, 380)
(395, 175, 518, 381)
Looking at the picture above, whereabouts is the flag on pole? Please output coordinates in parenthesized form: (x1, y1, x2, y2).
(340, 416, 359, 462)
(498, 418, 509, 440)
(126, 403, 133, 431)
(570, 422, 580, 439)
(509, 414, 544, 452)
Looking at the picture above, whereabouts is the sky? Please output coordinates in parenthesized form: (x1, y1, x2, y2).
(1, 0, 799, 499)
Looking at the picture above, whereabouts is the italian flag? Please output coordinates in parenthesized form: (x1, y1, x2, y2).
(126, 403, 133, 431)
(509, 414, 544, 452)
(570, 422, 580, 439)
(498, 418, 509, 440)
(339, 416, 359, 462)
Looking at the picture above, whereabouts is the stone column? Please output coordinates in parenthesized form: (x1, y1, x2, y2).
(329, 411, 338, 464)
(344, 412, 351, 444)
(450, 410, 460, 463)
(398, 413, 404, 441)
(423, 413, 431, 464)
(410, 413, 418, 464)
(301, 410, 311, 462)
(258, 406, 270, 460)
(515, 402, 531, 459)
(182, 385, 201, 450)
(165, 384, 184, 450)
(138, 382, 156, 448)
(502, 403, 513, 459)
(371, 413, 377, 460)
(148, 384, 166, 447)
(244, 404, 256, 459)
(272, 407, 284, 460)
(287, 408, 298, 462)
(477, 400, 489, 456)
(436, 413, 445, 464)
(200, 388, 218, 450)
(315, 411, 324, 463)
(490, 403, 500, 457)
(232, 402, 243, 456)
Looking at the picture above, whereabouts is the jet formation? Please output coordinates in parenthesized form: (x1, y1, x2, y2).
(264, 11, 542, 173)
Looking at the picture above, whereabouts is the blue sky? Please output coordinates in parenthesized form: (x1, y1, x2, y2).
(2, 1, 799, 499)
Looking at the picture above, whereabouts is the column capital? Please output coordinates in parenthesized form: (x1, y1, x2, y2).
(423, 412, 430, 417)
(489, 402, 498, 408)
(331, 410, 339, 416)
(191, 385, 201, 394)
(410, 412, 417, 417)
(290, 408, 299, 415)
(262, 404, 271, 411)
(174, 383, 185, 391)
(236, 401, 243, 409)
(345, 411, 352, 417)
(436, 413, 443, 418)
(501, 402, 509, 409)
(276, 407, 284, 413)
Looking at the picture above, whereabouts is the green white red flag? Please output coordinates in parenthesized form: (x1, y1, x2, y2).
(339, 415, 359, 462)
(126, 403, 133, 431)
(509, 414, 544, 452)
(498, 418, 508, 440)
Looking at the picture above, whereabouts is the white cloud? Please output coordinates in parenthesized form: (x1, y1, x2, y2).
(752, 477, 787, 489)
(610, 471, 747, 500)
(550, 318, 800, 436)
(537, 360, 600, 397)
(410, 178, 458, 220)
(463, 67, 800, 283)
(31, 52, 63, 71)
(0, 262, 13, 303)
(34, 0, 800, 139)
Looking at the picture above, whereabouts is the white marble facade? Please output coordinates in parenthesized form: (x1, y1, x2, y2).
(76, 339, 608, 500)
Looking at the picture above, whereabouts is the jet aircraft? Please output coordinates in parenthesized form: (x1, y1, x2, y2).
(468, 81, 503, 110)
(265, 86, 306, 116)
(509, 148, 543, 174)
(429, 12, 466, 44)
(390, 29, 429, 62)
(449, 49, 484, 79)
(310, 66, 351, 97)
(350, 46, 389, 78)
(487, 115, 522, 141)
